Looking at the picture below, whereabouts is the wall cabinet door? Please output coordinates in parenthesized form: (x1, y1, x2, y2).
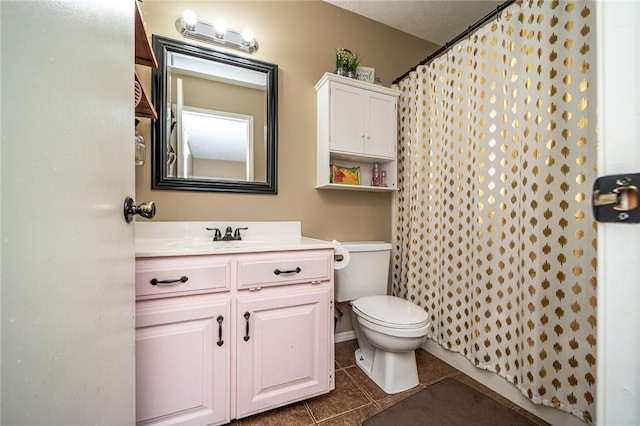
(366, 91, 398, 158)
(329, 81, 397, 158)
(330, 82, 366, 153)
(136, 295, 231, 426)
(235, 283, 332, 419)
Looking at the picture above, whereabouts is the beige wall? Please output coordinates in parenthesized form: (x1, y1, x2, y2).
(136, 1, 437, 243)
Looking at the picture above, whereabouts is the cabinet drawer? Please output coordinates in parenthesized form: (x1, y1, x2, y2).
(136, 256, 231, 299)
(237, 250, 332, 290)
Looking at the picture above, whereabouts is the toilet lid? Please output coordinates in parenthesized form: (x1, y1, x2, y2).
(351, 295, 429, 328)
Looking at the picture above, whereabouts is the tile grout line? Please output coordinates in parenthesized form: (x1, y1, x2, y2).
(342, 366, 379, 405)
(314, 366, 379, 424)
(303, 401, 319, 425)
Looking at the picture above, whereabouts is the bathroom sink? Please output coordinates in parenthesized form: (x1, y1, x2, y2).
(210, 240, 270, 249)
(160, 239, 269, 250)
(134, 221, 334, 257)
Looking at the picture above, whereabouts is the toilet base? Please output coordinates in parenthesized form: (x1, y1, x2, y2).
(354, 347, 419, 394)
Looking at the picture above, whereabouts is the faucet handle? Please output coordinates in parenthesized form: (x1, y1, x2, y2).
(206, 227, 222, 241)
(233, 227, 248, 240)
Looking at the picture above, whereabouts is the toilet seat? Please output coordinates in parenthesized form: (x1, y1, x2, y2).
(351, 295, 429, 329)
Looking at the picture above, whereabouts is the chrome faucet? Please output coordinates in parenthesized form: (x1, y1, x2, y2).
(222, 226, 235, 241)
(206, 227, 222, 241)
(233, 227, 248, 240)
(206, 226, 248, 241)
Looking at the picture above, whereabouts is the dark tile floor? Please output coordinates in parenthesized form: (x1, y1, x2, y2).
(235, 340, 550, 425)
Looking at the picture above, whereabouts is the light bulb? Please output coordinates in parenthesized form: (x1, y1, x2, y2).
(213, 18, 227, 38)
(241, 28, 255, 45)
(182, 9, 197, 30)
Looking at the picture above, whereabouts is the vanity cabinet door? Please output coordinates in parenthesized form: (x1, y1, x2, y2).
(135, 295, 231, 426)
(235, 283, 333, 419)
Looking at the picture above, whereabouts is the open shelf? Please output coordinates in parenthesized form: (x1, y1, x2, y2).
(134, 0, 157, 119)
(135, 72, 157, 119)
(316, 183, 397, 192)
(134, 1, 157, 68)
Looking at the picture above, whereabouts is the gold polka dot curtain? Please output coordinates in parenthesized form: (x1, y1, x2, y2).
(392, 1, 597, 423)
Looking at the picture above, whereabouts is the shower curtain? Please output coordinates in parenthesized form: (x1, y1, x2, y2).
(392, 1, 597, 423)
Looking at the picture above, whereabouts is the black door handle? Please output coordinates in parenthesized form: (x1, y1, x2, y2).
(243, 312, 251, 341)
(149, 275, 188, 286)
(216, 315, 224, 347)
(273, 267, 302, 275)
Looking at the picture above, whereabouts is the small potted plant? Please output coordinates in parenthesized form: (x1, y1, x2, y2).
(346, 52, 361, 79)
(335, 48, 350, 76)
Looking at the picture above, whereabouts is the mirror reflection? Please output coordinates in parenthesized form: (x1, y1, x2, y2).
(152, 35, 278, 193)
(177, 107, 256, 181)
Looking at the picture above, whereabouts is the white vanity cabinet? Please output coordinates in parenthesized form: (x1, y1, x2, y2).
(135, 248, 334, 425)
(315, 72, 400, 191)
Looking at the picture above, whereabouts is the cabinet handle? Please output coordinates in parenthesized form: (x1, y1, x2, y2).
(216, 315, 224, 347)
(243, 312, 251, 341)
(149, 275, 189, 286)
(273, 267, 301, 275)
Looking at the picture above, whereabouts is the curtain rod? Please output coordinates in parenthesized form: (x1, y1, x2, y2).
(392, 0, 517, 85)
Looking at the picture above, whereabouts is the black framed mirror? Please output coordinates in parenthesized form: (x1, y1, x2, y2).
(151, 35, 278, 193)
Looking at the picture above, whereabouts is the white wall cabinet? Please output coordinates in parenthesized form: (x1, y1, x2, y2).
(135, 249, 334, 425)
(315, 72, 400, 191)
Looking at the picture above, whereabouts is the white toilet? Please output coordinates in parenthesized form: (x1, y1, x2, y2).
(335, 241, 429, 394)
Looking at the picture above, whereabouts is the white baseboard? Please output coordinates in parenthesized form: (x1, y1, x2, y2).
(334, 330, 356, 343)
(421, 340, 585, 426)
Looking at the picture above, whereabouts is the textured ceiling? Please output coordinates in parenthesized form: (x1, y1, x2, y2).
(324, 0, 505, 45)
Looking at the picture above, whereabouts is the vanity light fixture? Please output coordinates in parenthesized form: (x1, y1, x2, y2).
(176, 10, 258, 54)
(182, 9, 197, 31)
(213, 18, 227, 38)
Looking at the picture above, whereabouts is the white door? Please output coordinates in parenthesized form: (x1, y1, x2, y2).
(596, 1, 640, 425)
(1, 2, 136, 425)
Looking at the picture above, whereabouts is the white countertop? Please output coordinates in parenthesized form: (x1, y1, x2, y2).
(135, 221, 335, 257)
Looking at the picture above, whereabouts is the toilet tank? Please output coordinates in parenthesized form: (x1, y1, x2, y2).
(334, 241, 392, 302)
